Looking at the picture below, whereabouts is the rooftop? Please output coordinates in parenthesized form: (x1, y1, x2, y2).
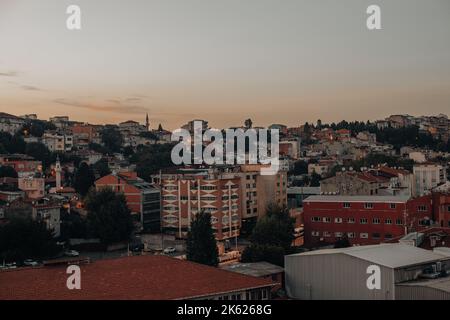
(0, 255, 275, 300)
(288, 244, 449, 269)
(221, 262, 284, 278)
(304, 195, 410, 203)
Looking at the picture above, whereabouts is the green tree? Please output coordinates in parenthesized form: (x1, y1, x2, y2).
(310, 172, 322, 187)
(85, 188, 134, 245)
(101, 127, 123, 153)
(130, 143, 174, 181)
(242, 204, 295, 266)
(0, 218, 58, 262)
(74, 162, 95, 197)
(0, 166, 18, 178)
(91, 158, 111, 178)
(25, 142, 52, 168)
(290, 160, 308, 175)
(186, 211, 219, 267)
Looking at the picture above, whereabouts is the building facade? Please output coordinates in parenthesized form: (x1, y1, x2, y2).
(303, 195, 433, 247)
(158, 168, 241, 241)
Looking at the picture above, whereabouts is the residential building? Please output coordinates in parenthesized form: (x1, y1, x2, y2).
(433, 193, 450, 228)
(239, 165, 287, 229)
(285, 244, 450, 300)
(71, 123, 101, 148)
(320, 171, 389, 196)
(0, 154, 41, 178)
(303, 195, 433, 247)
(119, 120, 147, 136)
(0, 112, 25, 135)
(414, 163, 447, 196)
(42, 132, 73, 152)
(95, 172, 161, 232)
(32, 199, 61, 237)
(49, 116, 70, 130)
(287, 186, 321, 209)
(18, 175, 45, 199)
(157, 168, 241, 241)
(0, 255, 276, 300)
(182, 119, 209, 134)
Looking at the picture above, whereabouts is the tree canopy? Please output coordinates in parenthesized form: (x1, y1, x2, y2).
(186, 211, 219, 267)
(242, 204, 295, 266)
(74, 162, 95, 197)
(85, 188, 134, 245)
(0, 218, 59, 262)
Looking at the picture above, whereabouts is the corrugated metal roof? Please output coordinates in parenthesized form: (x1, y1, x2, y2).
(304, 195, 410, 203)
(397, 277, 450, 293)
(288, 244, 448, 269)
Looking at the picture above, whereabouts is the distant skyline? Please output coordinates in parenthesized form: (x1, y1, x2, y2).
(1, 0, 450, 130)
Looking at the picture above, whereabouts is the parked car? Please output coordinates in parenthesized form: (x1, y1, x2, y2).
(64, 250, 80, 257)
(23, 259, 40, 267)
(163, 247, 176, 254)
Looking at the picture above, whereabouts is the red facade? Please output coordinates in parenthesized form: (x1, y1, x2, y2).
(303, 196, 433, 246)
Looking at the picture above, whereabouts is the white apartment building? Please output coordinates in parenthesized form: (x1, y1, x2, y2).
(42, 132, 73, 152)
(413, 163, 447, 196)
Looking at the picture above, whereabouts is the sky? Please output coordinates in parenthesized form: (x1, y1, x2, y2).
(1, 0, 450, 130)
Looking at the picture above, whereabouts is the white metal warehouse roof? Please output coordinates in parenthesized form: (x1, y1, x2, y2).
(288, 244, 448, 269)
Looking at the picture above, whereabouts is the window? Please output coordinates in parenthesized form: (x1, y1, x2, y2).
(311, 217, 321, 222)
(447, 206, 450, 212)
(372, 233, 381, 239)
(390, 203, 396, 209)
(323, 217, 331, 223)
(335, 232, 343, 238)
(385, 234, 393, 239)
(385, 218, 392, 225)
(347, 232, 356, 238)
(335, 217, 343, 223)
(347, 217, 355, 224)
(418, 205, 427, 212)
(373, 218, 381, 224)
(396, 219, 403, 225)
(323, 231, 331, 237)
(364, 203, 374, 209)
(311, 231, 320, 237)
(360, 218, 368, 224)
(343, 202, 351, 208)
(360, 233, 369, 239)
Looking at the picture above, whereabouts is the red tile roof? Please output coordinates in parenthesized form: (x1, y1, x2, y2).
(0, 255, 275, 300)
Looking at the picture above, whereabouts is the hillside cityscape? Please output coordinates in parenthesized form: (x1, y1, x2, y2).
(1, 111, 450, 300)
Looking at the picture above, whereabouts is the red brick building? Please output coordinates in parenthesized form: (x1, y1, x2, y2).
(303, 195, 433, 246)
(0, 154, 41, 177)
(95, 172, 161, 232)
(433, 193, 450, 228)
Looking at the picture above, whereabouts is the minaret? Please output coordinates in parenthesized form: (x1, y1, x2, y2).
(145, 113, 150, 131)
(55, 156, 62, 190)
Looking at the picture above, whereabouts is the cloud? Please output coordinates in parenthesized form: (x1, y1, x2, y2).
(21, 85, 41, 91)
(53, 98, 149, 114)
(0, 71, 19, 77)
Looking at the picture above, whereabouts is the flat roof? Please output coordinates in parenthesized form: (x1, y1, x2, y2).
(0, 255, 275, 300)
(304, 195, 410, 203)
(288, 244, 448, 269)
(221, 262, 284, 278)
(287, 187, 321, 195)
